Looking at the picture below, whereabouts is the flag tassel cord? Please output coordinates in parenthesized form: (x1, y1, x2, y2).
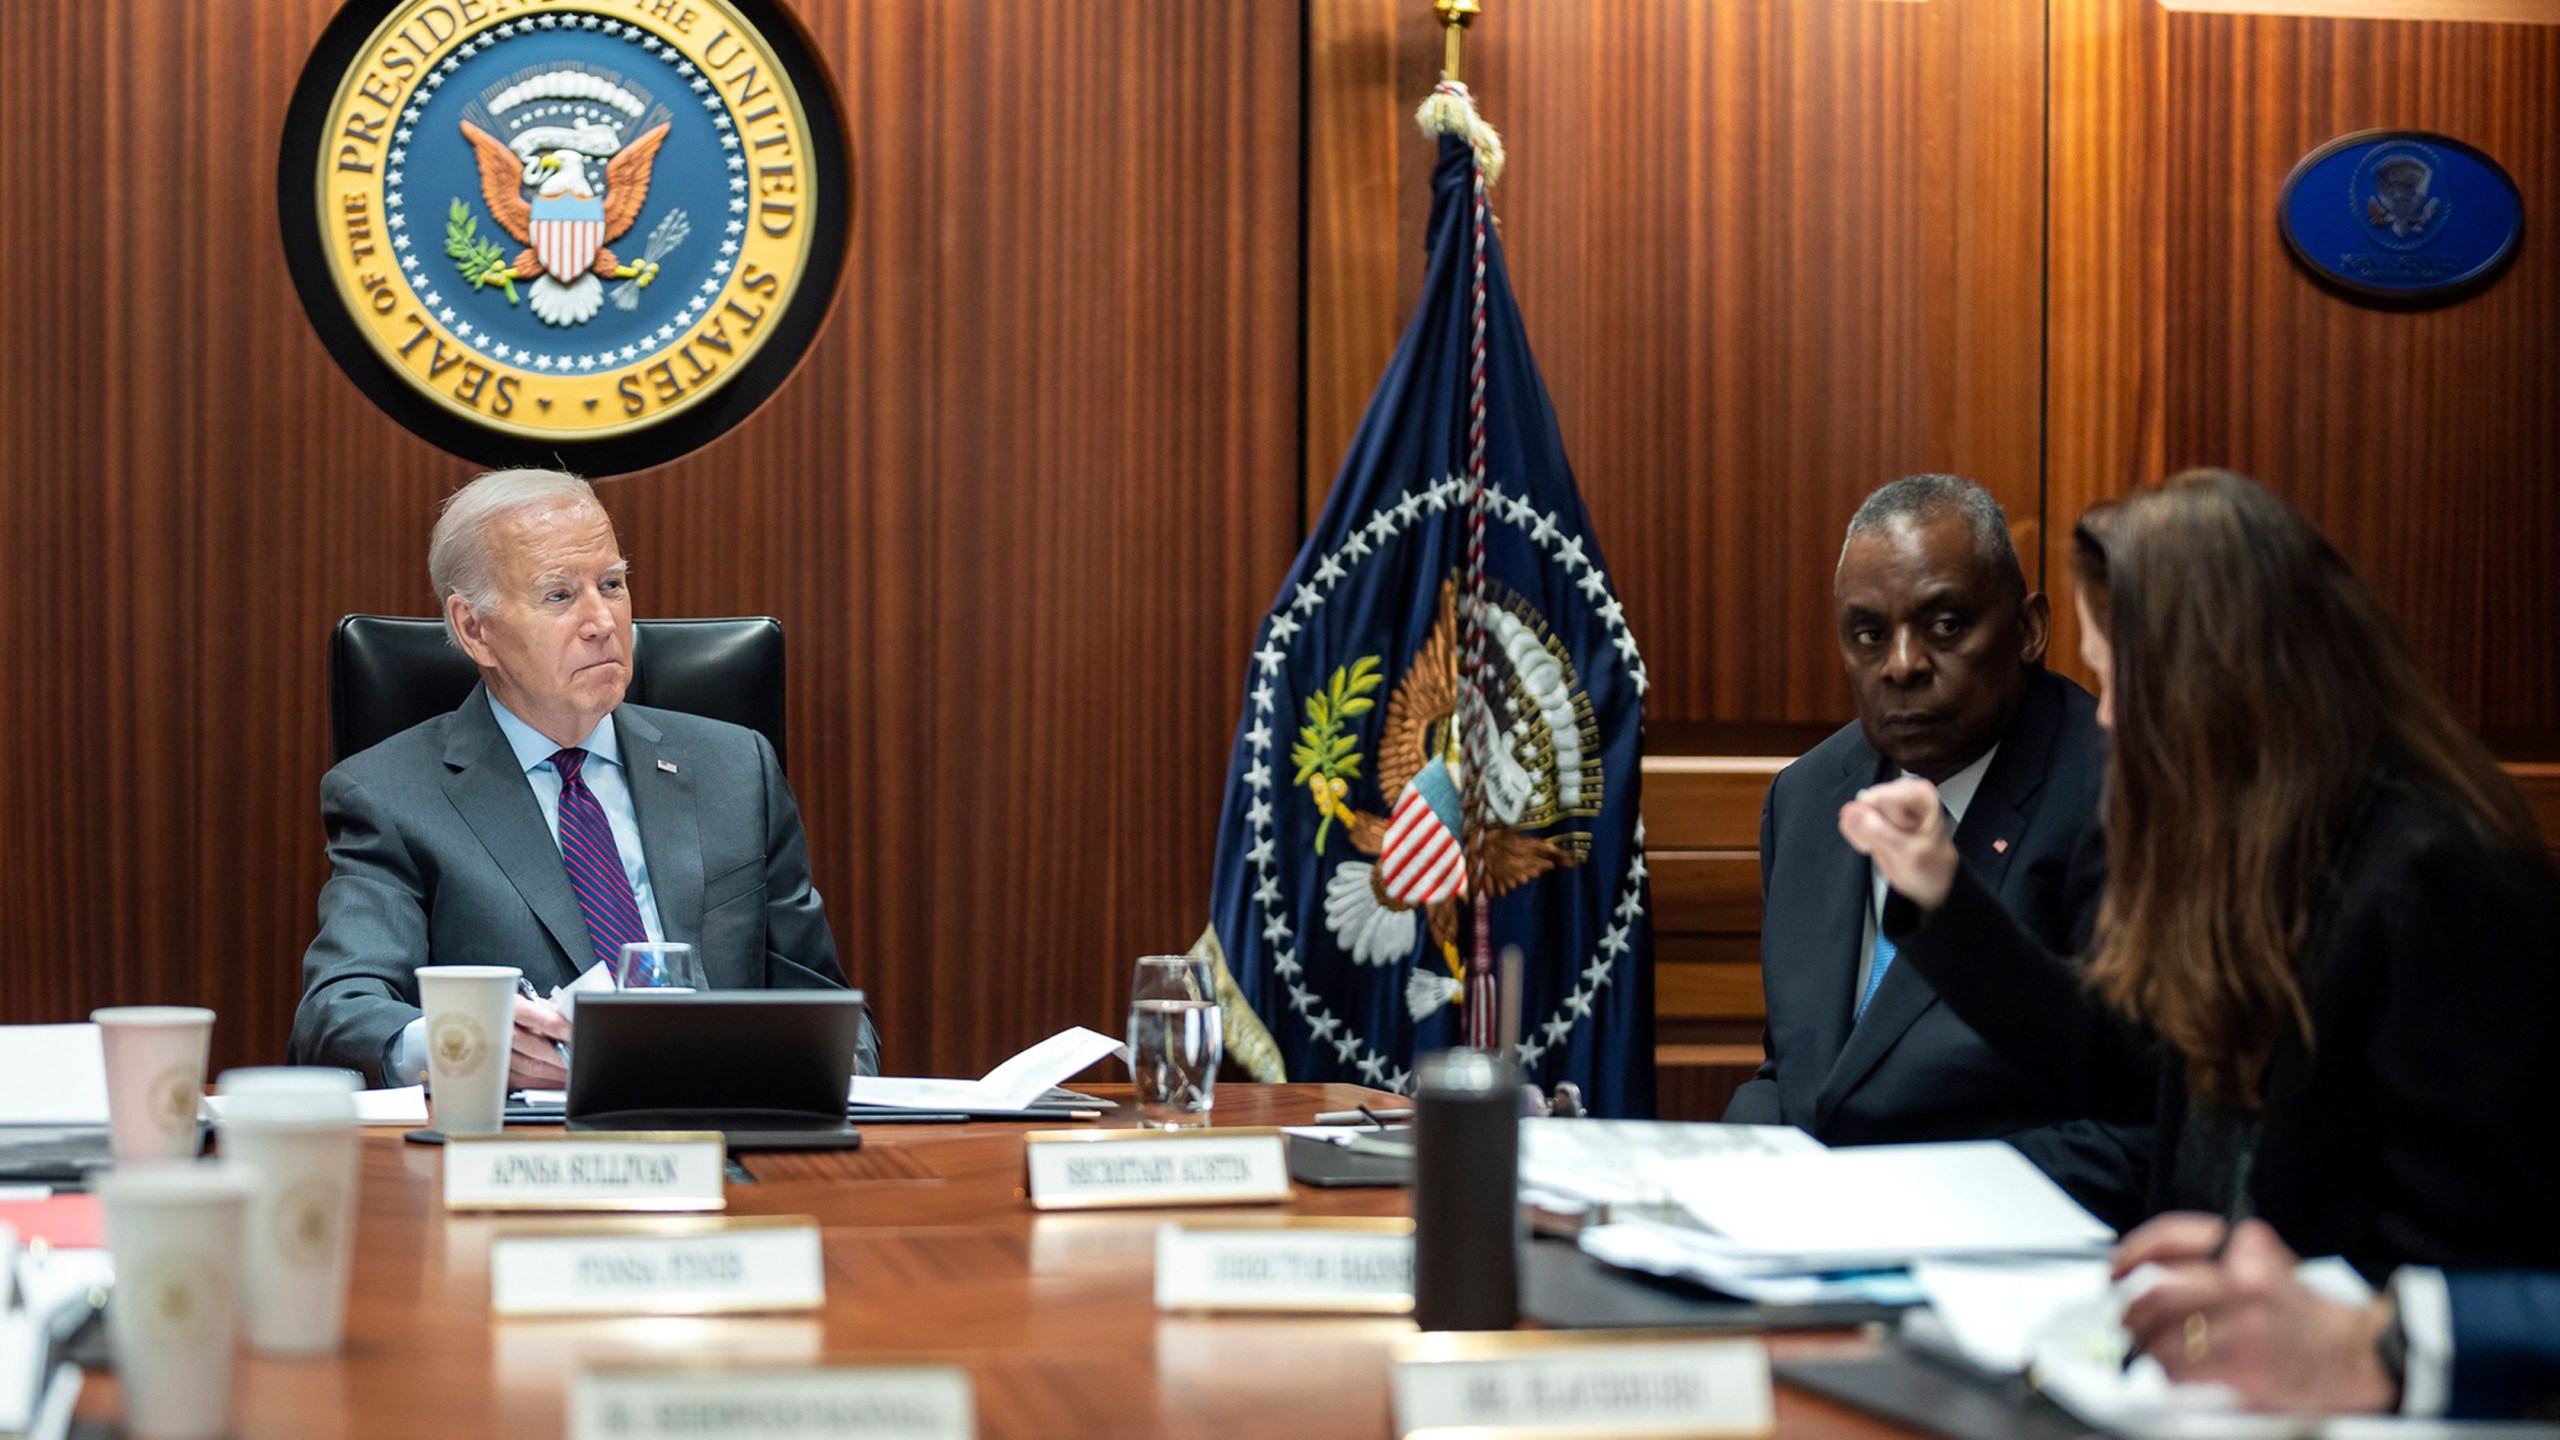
(1414, 74, 1506, 1053)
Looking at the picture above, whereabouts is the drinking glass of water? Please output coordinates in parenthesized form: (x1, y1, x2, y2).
(1128, 954, 1221, 1128)
(613, 941, 703, 992)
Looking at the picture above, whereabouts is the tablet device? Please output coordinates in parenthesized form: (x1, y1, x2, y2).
(566, 990, 866, 1149)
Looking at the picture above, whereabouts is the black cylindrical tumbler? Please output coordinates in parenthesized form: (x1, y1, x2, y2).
(1410, 1048, 1521, 1331)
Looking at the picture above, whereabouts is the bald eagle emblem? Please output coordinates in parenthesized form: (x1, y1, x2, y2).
(1299, 581, 1601, 1019)
(448, 69, 674, 327)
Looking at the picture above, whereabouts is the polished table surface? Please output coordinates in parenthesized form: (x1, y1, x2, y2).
(79, 1084, 1910, 1437)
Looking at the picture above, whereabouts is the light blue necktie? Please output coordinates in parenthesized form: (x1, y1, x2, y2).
(1856, 931, 1896, 1021)
(1858, 800, 1952, 1022)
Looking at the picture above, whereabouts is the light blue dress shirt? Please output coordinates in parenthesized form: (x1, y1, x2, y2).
(484, 696, 668, 947)
(388, 696, 669, 1084)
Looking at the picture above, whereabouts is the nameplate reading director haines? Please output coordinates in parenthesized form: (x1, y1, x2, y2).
(1154, 1221, 1414, 1313)
(1024, 1132, 1292, 1210)
(489, 1217, 823, 1317)
(447, 1133, 727, 1212)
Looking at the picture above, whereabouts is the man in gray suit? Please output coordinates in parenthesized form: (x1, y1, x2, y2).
(290, 468, 878, 1086)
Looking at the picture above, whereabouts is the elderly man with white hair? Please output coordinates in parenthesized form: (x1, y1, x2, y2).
(290, 468, 878, 1085)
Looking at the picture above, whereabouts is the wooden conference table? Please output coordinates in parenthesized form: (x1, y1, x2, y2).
(76, 1084, 1912, 1438)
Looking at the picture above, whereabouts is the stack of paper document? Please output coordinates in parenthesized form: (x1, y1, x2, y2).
(1574, 1140, 2113, 1307)
(1578, 1217, 1926, 1305)
(1518, 1118, 1822, 1215)
(1652, 1141, 2116, 1266)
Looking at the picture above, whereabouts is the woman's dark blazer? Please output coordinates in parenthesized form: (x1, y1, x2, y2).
(1884, 778, 2560, 1279)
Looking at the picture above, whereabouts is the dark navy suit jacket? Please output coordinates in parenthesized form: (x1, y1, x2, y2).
(2446, 1271, 2560, 1419)
(1723, 668, 2149, 1226)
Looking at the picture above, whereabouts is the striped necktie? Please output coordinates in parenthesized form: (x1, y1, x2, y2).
(548, 747, 647, 968)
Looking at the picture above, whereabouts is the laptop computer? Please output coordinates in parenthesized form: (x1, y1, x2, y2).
(565, 990, 866, 1149)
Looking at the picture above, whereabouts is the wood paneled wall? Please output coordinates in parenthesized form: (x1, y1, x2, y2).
(1307, 0, 2050, 727)
(0, 0, 1302, 1078)
(1, 1, 2552, 1089)
(2048, 0, 2560, 738)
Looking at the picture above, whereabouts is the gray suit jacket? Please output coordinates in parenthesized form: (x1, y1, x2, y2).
(290, 684, 878, 1083)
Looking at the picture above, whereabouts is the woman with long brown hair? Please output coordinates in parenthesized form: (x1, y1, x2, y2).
(1843, 468, 2560, 1282)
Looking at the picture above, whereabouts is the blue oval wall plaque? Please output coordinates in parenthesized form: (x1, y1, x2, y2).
(2279, 130, 2523, 302)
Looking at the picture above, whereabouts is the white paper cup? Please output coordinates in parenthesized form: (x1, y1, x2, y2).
(215, 1068, 361, 1355)
(91, 1007, 215, 1163)
(98, 1163, 252, 1440)
(416, 965, 521, 1137)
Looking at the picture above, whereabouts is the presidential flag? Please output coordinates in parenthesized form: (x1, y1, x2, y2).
(1205, 84, 1654, 1117)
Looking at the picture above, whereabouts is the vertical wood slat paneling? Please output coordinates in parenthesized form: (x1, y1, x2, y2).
(4, 0, 2557, 1090)
(0, 0, 1302, 1080)
(1303, 0, 2050, 729)
(2046, 0, 2560, 742)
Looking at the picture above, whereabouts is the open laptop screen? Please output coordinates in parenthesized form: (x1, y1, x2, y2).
(565, 991, 865, 1129)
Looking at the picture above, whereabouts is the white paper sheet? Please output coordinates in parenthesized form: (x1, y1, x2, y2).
(0, 1026, 108, 1126)
(354, 1086, 429, 1126)
(849, 1026, 1121, 1112)
(201, 1085, 425, 1127)
(547, 961, 616, 1018)
(1520, 1118, 1823, 1211)
(1906, 1252, 2397, 1438)
(1656, 1140, 2115, 1266)
(1907, 1257, 2114, 1373)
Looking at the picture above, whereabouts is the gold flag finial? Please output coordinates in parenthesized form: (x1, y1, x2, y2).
(1435, 0, 1481, 85)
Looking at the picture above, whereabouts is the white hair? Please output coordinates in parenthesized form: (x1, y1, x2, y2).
(428, 468, 603, 647)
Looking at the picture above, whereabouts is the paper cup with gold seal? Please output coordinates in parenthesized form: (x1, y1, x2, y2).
(213, 1067, 364, 1355)
(96, 1163, 255, 1440)
(279, 0, 851, 471)
(417, 964, 522, 1136)
(90, 1006, 215, 1163)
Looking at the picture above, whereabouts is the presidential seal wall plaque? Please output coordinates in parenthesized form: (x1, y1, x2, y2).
(280, 0, 850, 471)
(2279, 130, 2522, 305)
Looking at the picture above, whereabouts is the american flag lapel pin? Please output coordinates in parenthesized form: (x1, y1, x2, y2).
(1992, 838, 2009, 854)
(657, 760, 678, 774)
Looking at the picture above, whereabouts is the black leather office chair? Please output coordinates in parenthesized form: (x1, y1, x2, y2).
(329, 615, 789, 769)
